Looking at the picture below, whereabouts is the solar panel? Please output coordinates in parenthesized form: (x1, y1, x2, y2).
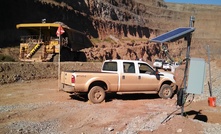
(150, 27, 195, 43)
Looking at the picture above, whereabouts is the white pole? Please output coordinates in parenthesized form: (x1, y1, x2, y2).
(207, 45, 212, 96)
(58, 29, 61, 91)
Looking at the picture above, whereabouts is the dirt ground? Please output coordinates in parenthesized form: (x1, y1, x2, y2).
(0, 78, 221, 134)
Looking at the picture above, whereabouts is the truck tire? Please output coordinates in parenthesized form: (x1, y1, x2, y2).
(158, 84, 173, 99)
(88, 86, 105, 104)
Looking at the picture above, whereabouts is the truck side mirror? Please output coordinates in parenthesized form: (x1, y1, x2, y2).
(155, 68, 159, 75)
(155, 68, 160, 80)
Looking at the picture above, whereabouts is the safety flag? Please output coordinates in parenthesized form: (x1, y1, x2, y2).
(56, 25, 65, 37)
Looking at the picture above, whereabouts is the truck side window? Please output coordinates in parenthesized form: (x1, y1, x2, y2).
(123, 62, 135, 73)
(138, 63, 154, 74)
(103, 62, 117, 71)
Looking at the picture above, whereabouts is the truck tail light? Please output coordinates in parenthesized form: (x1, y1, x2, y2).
(71, 75, 75, 83)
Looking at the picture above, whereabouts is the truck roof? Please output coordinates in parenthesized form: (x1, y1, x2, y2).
(104, 59, 148, 64)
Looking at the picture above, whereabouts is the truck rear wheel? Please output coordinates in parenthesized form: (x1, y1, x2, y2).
(88, 86, 105, 104)
(158, 84, 173, 99)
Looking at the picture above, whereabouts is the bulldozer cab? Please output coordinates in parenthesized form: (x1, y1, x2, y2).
(17, 22, 93, 62)
(17, 23, 67, 62)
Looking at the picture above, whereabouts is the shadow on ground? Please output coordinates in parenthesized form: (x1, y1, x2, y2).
(106, 93, 160, 102)
(177, 110, 208, 122)
(70, 93, 160, 103)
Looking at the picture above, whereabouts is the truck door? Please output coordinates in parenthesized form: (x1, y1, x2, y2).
(137, 63, 159, 91)
(119, 62, 140, 91)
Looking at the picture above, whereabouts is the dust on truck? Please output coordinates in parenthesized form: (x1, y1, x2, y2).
(61, 59, 177, 103)
(16, 22, 92, 62)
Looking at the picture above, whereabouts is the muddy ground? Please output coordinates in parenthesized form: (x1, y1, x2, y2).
(1, 60, 221, 134)
(0, 78, 221, 134)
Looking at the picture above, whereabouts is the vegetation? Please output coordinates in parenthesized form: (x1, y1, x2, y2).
(90, 38, 102, 44)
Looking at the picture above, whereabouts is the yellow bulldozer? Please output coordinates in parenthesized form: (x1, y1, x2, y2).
(16, 22, 92, 62)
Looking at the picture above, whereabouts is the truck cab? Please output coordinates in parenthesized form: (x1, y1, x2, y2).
(102, 60, 176, 92)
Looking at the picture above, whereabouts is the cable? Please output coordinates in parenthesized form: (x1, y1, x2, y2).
(184, 93, 195, 107)
(161, 93, 195, 124)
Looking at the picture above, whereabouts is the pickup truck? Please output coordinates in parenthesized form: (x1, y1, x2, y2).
(60, 60, 177, 103)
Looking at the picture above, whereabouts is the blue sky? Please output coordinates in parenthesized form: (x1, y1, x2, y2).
(165, 0, 221, 5)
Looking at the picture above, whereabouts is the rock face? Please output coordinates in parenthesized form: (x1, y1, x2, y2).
(0, 0, 221, 62)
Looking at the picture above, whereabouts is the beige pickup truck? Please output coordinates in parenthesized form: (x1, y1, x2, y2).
(61, 60, 177, 103)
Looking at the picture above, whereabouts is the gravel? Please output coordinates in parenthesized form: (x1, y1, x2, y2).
(203, 122, 221, 134)
(5, 120, 60, 134)
(0, 101, 59, 134)
(0, 102, 53, 113)
(119, 112, 168, 134)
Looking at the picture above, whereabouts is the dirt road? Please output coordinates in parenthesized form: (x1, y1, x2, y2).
(0, 78, 221, 134)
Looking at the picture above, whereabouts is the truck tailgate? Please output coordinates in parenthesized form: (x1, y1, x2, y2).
(61, 71, 74, 86)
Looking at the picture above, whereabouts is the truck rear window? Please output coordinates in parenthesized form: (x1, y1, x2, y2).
(103, 62, 117, 71)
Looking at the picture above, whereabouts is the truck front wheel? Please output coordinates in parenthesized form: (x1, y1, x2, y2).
(158, 84, 173, 99)
(88, 86, 105, 104)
